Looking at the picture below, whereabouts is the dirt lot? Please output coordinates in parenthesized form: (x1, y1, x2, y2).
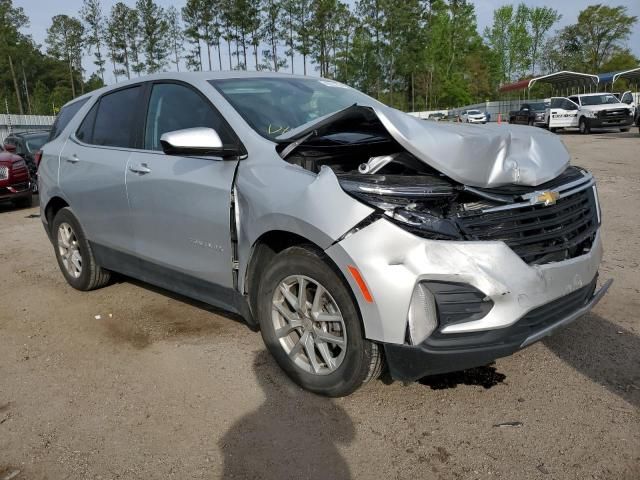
(1, 131, 639, 480)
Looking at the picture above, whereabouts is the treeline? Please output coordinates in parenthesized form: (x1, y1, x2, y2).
(0, 0, 638, 116)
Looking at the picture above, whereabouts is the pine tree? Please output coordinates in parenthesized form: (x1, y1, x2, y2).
(46, 15, 84, 98)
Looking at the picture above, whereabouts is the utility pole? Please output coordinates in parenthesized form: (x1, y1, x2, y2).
(8, 55, 24, 115)
(22, 63, 32, 114)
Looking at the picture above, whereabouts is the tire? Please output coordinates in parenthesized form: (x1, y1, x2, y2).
(13, 194, 32, 209)
(579, 117, 591, 134)
(528, 118, 534, 126)
(549, 127, 557, 133)
(257, 246, 383, 397)
(620, 128, 630, 133)
(51, 207, 111, 291)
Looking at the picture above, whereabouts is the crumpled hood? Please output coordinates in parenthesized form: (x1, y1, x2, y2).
(279, 104, 570, 188)
(373, 105, 570, 188)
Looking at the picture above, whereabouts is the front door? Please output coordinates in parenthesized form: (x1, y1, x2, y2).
(548, 97, 579, 129)
(125, 81, 240, 295)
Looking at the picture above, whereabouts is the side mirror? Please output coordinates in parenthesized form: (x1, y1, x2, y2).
(160, 127, 240, 158)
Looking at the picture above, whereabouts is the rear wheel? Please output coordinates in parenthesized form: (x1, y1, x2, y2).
(579, 117, 591, 134)
(52, 208, 111, 291)
(257, 246, 383, 397)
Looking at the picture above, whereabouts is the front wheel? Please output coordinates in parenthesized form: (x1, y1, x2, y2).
(620, 128, 630, 132)
(257, 246, 383, 397)
(579, 117, 591, 134)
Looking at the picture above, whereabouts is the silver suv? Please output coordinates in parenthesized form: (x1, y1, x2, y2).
(40, 72, 610, 396)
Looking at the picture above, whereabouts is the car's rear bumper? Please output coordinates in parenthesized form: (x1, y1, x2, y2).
(383, 277, 612, 380)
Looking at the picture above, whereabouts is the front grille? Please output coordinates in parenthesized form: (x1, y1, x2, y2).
(457, 187, 598, 264)
(597, 108, 631, 122)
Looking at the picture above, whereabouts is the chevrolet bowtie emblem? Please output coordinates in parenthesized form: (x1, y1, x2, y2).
(536, 191, 560, 206)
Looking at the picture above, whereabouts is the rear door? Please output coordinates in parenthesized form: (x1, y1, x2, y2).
(125, 81, 240, 294)
(547, 97, 579, 128)
(59, 85, 144, 253)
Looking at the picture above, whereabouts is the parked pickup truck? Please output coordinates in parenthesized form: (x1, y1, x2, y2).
(545, 92, 634, 134)
(509, 103, 547, 126)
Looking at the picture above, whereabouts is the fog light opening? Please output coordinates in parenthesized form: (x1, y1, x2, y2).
(407, 283, 438, 345)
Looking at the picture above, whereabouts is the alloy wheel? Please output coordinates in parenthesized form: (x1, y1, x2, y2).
(57, 222, 82, 278)
(271, 275, 347, 375)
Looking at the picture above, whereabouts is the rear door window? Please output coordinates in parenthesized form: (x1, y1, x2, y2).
(49, 98, 89, 141)
(92, 86, 142, 148)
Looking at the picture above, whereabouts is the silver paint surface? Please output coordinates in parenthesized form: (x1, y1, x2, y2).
(39, 71, 604, 347)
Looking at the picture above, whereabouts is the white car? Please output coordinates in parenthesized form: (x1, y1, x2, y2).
(545, 92, 634, 134)
(460, 109, 487, 124)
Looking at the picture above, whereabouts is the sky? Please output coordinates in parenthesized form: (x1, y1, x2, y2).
(13, 0, 640, 84)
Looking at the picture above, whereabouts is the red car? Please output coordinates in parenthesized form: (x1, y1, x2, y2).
(0, 151, 32, 208)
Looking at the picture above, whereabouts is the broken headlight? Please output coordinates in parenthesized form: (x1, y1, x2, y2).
(339, 175, 462, 240)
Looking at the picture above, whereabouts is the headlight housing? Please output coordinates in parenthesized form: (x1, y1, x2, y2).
(583, 110, 597, 118)
(338, 175, 462, 240)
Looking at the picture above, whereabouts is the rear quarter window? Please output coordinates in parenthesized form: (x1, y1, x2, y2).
(49, 98, 90, 141)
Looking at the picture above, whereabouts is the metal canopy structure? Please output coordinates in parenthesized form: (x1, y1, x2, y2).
(598, 67, 640, 89)
(499, 70, 600, 95)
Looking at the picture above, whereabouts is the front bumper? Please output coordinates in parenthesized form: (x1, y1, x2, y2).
(0, 182, 31, 201)
(588, 116, 633, 128)
(326, 217, 607, 376)
(384, 277, 611, 380)
(467, 117, 487, 123)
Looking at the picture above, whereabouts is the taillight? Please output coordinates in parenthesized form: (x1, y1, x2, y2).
(34, 150, 43, 169)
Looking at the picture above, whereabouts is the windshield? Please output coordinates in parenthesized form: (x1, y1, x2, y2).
(581, 94, 620, 106)
(210, 77, 381, 139)
(25, 134, 48, 153)
(529, 103, 546, 111)
(467, 110, 481, 115)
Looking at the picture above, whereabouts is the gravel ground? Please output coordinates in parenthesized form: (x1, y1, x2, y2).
(1, 131, 638, 480)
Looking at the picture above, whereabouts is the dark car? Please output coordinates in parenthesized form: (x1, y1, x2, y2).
(0, 151, 32, 208)
(3, 131, 49, 192)
(509, 103, 547, 126)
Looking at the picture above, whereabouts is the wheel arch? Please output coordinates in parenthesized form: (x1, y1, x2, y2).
(44, 196, 70, 235)
(242, 230, 364, 332)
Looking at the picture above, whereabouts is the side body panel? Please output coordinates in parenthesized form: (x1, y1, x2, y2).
(58, 139, 133, 252)
(125, 151, 239, 287)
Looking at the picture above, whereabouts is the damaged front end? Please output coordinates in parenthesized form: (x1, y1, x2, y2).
(278, 106, 600, 266)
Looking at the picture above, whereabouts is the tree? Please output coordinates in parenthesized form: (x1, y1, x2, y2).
(293, 0, 313, 75)
(0, 0, 29, 113)
(573, 4, 637, 71)
(107, 2, 132, 79)
(261, 0, 286, 72)
(182, 0, 204, 70)
(80, 0, 106, 83)
(46, 15, 84, 98)
(527, 6, 560, 76)
(166, 6, 184, 71)
(136, 0, 170, 73)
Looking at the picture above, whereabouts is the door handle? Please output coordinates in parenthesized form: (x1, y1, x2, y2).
(129, 163, 151, 175)
(66, 154, 79, 164)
